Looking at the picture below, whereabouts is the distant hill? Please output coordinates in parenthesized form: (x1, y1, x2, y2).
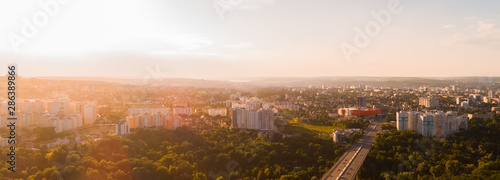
(24, 76, 500, 88)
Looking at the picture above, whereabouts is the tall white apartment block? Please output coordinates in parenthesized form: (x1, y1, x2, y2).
(408, 111, 419, 131)
(83, 101, 98, 125)
(419, 114, 434, 138)
(396, 111, 409, 131)
(397, 110, 467, 138)
(419, 96, 439, 108)
(232, 108, 274, 130)
(116, 120, 130, 135)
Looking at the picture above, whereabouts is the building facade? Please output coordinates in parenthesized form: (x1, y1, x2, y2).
(419, 96, 439, 108)
(232, 108, 274, 131)
(396, 111, 467, 138)
(396, 111, 408, 131)
(116, 120, 130, 135)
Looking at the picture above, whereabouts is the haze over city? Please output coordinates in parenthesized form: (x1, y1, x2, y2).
(2, 1, 500, 180)
(1, 0, 500, 79)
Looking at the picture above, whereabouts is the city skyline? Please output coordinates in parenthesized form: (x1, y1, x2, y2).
(1, 1, 500, 179)
(1, 0, 500, 78)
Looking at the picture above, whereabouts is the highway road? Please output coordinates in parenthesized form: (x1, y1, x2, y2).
(321, 118, 383, 180)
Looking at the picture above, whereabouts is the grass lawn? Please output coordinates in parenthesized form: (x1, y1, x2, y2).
(286, 119, 335, 134)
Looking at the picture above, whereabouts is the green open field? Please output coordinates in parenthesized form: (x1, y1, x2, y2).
(286, 119, 335, 134)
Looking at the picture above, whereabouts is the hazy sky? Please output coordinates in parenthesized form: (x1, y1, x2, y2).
(1, 0, 499, 79)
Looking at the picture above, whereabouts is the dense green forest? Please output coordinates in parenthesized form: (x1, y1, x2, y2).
(360, 117, 500, 179)
(1, 127, 346, 180)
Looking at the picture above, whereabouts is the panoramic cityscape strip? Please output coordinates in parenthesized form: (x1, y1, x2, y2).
(1, 0, 500, 180)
